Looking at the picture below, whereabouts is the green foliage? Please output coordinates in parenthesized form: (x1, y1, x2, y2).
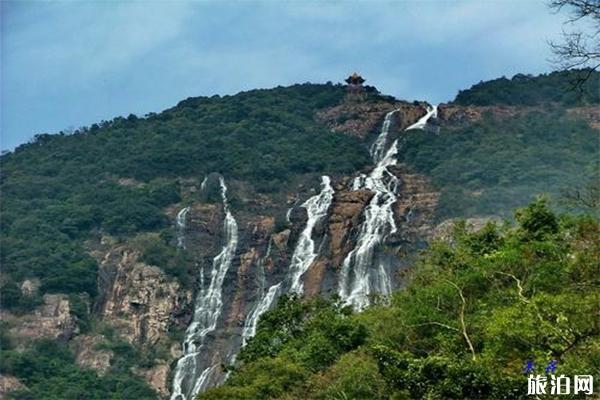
(0, 339, 157, 400)
(398, 110, 599, 218)
(0, 281, 42, 314)
(307, 350, 388, 400)
(132, 232, 196, 288)
(68, 294, 91, 333)
(454, 69, 600, 106)
(200, 357, 308, 400)
(0, 322, 13, 351)
(203, 202, 599, 399)
(200, 296, 368, 399)
(240, 296, 367, 369)
(515, 197, 559, 240)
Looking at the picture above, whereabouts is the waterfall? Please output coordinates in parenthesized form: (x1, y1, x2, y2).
(337, 109, 399, 310)
(176, 207, 190, 249)
(170, 177, 239, 400)
(405, 105, 438, 131)
(370, 111, 397, 163)
(241, 241, 282, 346)
(288, 176, 334, 295)
(241, 175, 335, 346)
(241, 282, 282, 345)
(338, 106, 437, 310)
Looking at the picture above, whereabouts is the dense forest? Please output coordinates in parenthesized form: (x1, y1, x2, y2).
(200, 200, 599, 400)
(453, 69, 600, 106)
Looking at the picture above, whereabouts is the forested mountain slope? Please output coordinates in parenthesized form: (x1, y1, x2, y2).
(0, 70, 598, 399)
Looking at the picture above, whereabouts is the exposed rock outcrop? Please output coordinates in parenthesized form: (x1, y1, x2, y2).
(138, 363, 171, 397)
(438, 104, 600, 129)
(10, 294, 78, 342)
(271, 229, 290, 253)
(19, 279, 40, 297)
(327, 189, 374, 266)
(96, 247, 193, 346)
(317, 98, 427, 138)
(436, 104, 521, 126)
(567, 106, 600, 129)
(391, 164, 440, 238)
(0, 375, 25, 398)
(72, 335, 113, 375)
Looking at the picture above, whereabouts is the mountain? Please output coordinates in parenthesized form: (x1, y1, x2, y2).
(0, 70, 598, 399)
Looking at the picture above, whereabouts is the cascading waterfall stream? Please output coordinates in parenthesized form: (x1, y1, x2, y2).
(240, 176, 334, 351)
(200, 176, 208, 191)
(288, 176, 335, 294)
(170, 105, 436, 397)
(241, 241, 282, 346)
(405, 105, 438, 131)
(339, 106, 437, 310)
(176, 207, 190, 249)
(170, 177, 239, 400)
(241, 283, 281, 345)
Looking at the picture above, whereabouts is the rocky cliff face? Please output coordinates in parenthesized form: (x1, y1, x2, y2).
(160, 98, 443, 398)
(7, 294, 79, 343)
(0, 375, 25, 398)
(437, 103, 599, 128)
(71, 94, 594, 398)
(316, 93, 428, 138)
(72, 334, 113, 375)
(86, 238, 193, 393)
(2, 91, 442, 399)
(94, 243, 193, 346)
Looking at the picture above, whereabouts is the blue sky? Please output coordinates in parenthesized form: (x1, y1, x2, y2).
(1, 1, 568, 150)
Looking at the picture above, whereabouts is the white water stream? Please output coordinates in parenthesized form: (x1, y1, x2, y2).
(176, 207, 190, 249)
(171, 177, 239, 400)
(170, 104, 437, 397)
(241, 241, 282, 346)
(339, 105, 437, 310)
(288, 176, 334, 295)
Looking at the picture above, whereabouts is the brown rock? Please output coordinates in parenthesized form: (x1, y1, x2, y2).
(303, 259, 327, 297)
(139, 363, 171, 397)
(11, 294, 78, 341)
(391, 165, 440, 237)
(437, 104, 522, 126)
(188, 203, 222, 238)
(316, 99, 427, 138)
(328, 189, 374, 266)
(72, 335, 113, 375)
(98, 249, 193, 345)
(272, 229, 291, 252)
(0, 375, 25, 398)
(227, 247, 260, 326)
